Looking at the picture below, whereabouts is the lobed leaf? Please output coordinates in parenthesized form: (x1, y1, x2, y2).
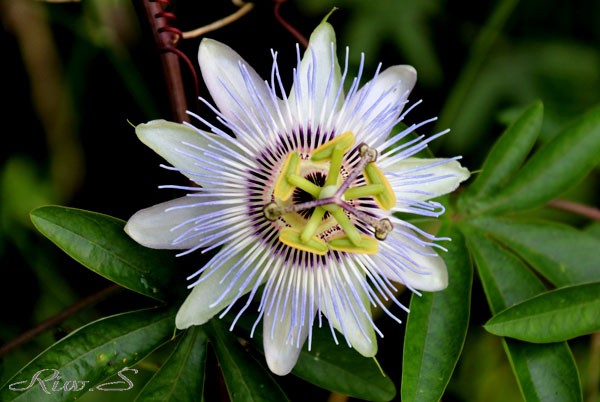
(401, 225, 473, 402)
(462, 224, 582, 402)
(30, 206, 175, 301)
(0, 307, 176, 402)
(467, 217, 600, 286)
(484, 282, 600, 343)
(207, 320, 290, 402)
(479, 103, 600, 214)
(135, 327, 209, 402)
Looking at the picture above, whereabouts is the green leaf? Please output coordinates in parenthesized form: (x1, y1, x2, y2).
(30, 206, 175, 301)
(480, 103, 600, 214)
(292, 326, 396, 402)
(462, 100, 543, 206)
(401, 225, 472, 402)
(484, 282, 600, 343)
(462, 225, 545, 311)
(467, 217, 600, 286)
(230, 314, 396, 402)
(207, 320, 289, 402)
(0, 307, 176, 402)
(135, 327, 209, 402)
(502, 340, 582, 402)
(462, 224, 582, 402)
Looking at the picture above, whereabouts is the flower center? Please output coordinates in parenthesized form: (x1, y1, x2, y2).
(263, 132, 395, 256)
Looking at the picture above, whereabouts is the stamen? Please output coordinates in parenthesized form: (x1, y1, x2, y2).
(300, 207, 326, 242)
(343, 184, 384, 200)
(274, 151, 300, 201)
(329, 235, 378, 254)
(310, 131, 355, 161)
(287, 174, 321, 197)
(280, 228, 328, 255)
(330, 209, 362, 246)
(266, 134, 398, 255)
(325, 145, 345, 186)
(363, 163, 396, 210)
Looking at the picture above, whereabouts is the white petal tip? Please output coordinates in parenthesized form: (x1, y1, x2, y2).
(392, 65, 417, 92)
(135, 119, 186, 143)
(124, 197, 202, 250)
(354, 341, 378, 358)
(198, 38, 218, 55)
(174, 315, 193, 331)
(175, 302, 210, 330)
(198, 38, 238, 72)
(417, 266, 449, 292)
(265, 351, 298, 376)
(262, 314, 307, 376)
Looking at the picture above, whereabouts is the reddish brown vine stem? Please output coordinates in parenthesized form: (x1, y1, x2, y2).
(141, 0, 198, 122)
(273, 0, 308, 48)
(0, 284, 121, 358)
(547, 199, 600, 221)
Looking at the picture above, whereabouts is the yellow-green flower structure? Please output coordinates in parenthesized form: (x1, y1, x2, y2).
(125, 20, 469, 375)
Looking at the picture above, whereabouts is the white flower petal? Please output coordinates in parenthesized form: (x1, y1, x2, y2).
(125, 196, 212, 250)
(263, 285, 312, 376)
(288, 21, 341, 127)
(347, 65, 417, 145)
(199, 38, 276, 134)
(321, 269, 377, 357)
(126, 20, 472, 379)
(386, 157, 470, 201)
(136, 120, 222, 184)
(176, 248, 262, 329)
(377, 227, 448, 291)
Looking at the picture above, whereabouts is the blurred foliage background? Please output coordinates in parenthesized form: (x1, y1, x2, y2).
(1, 0, 599, 401)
